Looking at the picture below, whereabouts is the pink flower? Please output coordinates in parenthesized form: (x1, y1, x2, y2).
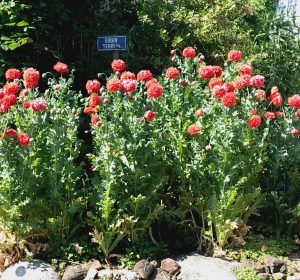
(5, 68, 21, 80)
(166, 67, 180, 79)
(212, 85, 228, 98)
(120, 71, 136, 81)
(187, 124, 201, 135)
(238, 64, 252, 75)
(198, 66, 215, 79)
(221, 92, 236, 107)
(264, 111, 276, 119)
(31, 98, 47, 112)
(86, 79, 101, 93)
(137, 70, 153, 81)
(288, 94, 300, 108)
(292, 128, 299, 136)
(248, 115, 261, 128)
(147, 83, 163, 98)
(121, 79, 137, 92)
(88, 93, 101, 108)
(53, 62, 69, 73)
(111, 59, 126, 72)
(195, 109, 204, 117)
(227, 50, 242, 62)
(250, 75, 265, 87)
(106, 78, 121, 92)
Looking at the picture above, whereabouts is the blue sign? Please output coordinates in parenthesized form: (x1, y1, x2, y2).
(97, 36, 127, 51)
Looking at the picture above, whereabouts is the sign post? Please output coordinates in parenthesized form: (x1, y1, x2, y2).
(97, 35, 127, 60)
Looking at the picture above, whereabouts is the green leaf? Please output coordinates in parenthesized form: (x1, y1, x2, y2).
(17, 21, 29, 26)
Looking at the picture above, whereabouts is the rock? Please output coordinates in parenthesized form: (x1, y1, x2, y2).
(62, 263, 89, 280)
(134, 259, 155, 279)
(287, 275, 300, 280)
(89, 260, 102, 270)
(257, 272, 272, 279)
(272, 272, 287, 279)
(264, 255, 287, 274)
(97, 268, 139, 280)
(83, 267, 98, 280)
(1, 259, 61, 280)
(239, 259, 266, 273)
(160, 258, 179, 275)
(149, 268, 172, 280)
(174, 252, 239, 280)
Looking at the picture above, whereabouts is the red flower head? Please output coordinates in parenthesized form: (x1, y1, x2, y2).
(250, 108, 257, 114)
(86, 79, 100, 93)
(166, 67, 180, 79)
(120, 71, 136, 81)
(137, 70, 153, 81)
(250, 75, 265, 87)
(0, 88, 4, 99)
(121, 79, 137, 92)
(238, 64, 252, 75)
(198, 65, 215, 79)
(187, 124, 201, 135)
(0, 96, 15, 113)
(275, 111, 284, 117)
(91, 115, 99, 126)
(19, 89, 28, 99)
(83, 107, 98, 114)
(31, 98, 47, 112)
(182, 47, 196, 58)
(22, 101, 31, 108)
(248, 115, 261, 128)
(209, 78, 223, 89)
(292, 128, 299, 136)
(223, 82, 235, 92)
(147, 83, 163, 98)
(212, 66, 223, 78)
(106, 78, 121, 92)
(195, 108, 204, 117)
(264, 111, 275, 119)
(271, 86, 279, 94)
(212, 85, 228, 98)
(255, 89, 266, 100)
(5, 68, 21, 80)
(227, 50, 242, 62)
(288, 94, 300, 108)
(145, 78, 158, 89)
(144, 110, 155, 121)
(89, 93, 101, 108)
(17, 133, 30, 146)
(296, 110, 300, 118)
(233, 74, 251, 89)
(3, 82, 19, 95)
(4, 129, 17, 137)
(222, 92, 236, 107)
(23, 68, 40, 88)
(53, 62, 69, 73)
(268, 92, 282, 107)
(111, 59, 126, 72)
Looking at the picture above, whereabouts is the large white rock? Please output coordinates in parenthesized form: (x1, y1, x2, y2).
(175, 252, 239, 280)
(1, 259, 61, 280)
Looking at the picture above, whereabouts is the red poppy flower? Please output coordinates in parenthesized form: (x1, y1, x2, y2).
(223, 82, 235, 92)
(227, 50, 242, 62)
(250, 108, 257, 115)
(292, 128, 299, 136)
(275, 111, 284, 117)
(86, 79, 100, 93)
(3, 82, 19, 95)
(268, 92, 282, 107)
(182, 47, 196, 58)
(144, 110, 155, 121)
(121, 79, 137, 92)
(17, 133, 30, 146)
(89, 93, 101, 108)
(198, 65, 215, 79)
(23, 68, 40, 88)
(250, 75, 265, 87)
(53, 62, 69, 73)
(147, 83, 163, 98)
(31, 98, 47, 112)
(255, 89, 266, 100)
(248, 115, 261, 128)
(195, 109, 204, 117)
(120, 71, 136, 81)
(187, 124, 201, 135)
(145, 78, 158, 89)
(264, 111, 275, 119)
(83, 107, 98, 114)
(222, 92, 236, 107)
(91, 115, 99, 126)
(5, 68, 21, 80)
(238, 64, 252, 75)
(212, 85, 228, 98)
(106, 78, 121, 92)
(4, 129, 17, 137)
(111, 59, 126, 72)
(22, 101, 31, 108)
(137, 70, 153, 81)
(209, 78, 223, 89)
(296, 110, 300, 118)
(233, 74, 251, 89)
(212, 66, 223, 78)
(271, 86, 279, 94)
(3, 94, 17, 106)
(166, 67, 180, 79)
(288, 94, 300, 108)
